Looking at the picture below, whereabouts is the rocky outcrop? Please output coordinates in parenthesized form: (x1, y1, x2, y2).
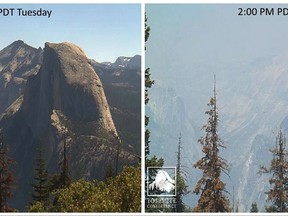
(0, 40, 42, 114)
(22, 42, 117, 137)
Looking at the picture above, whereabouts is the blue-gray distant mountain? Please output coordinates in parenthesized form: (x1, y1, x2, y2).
(147, 52, 288, 212)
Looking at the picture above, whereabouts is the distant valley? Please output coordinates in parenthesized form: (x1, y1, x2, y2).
(147, 52, 288, 211)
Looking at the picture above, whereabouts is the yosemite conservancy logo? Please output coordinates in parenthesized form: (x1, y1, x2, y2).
(147, 167, 176, 196)
(146, 167, 177, 210)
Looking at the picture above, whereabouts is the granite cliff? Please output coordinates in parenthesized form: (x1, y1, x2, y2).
(92, 55, 141, 153)
(0, 41, 138, 209)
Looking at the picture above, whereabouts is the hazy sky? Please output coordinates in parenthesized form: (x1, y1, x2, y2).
(0, 4, 141, 62)
(146, 4, 288, 76)
(145, 5, 288, 211)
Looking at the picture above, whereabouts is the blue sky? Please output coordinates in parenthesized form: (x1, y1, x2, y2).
(0, 4, 141, 62)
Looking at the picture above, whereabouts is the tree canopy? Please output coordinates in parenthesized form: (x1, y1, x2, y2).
(259, 129, 288, 212)
(193, 79, 231, 212)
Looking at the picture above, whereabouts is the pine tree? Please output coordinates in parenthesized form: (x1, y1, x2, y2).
(58, 133, 71, 188)
(145, 13, 154, 158)
(105, 163, 114, 182)
(250, 202, 259, 212)
(30, 143, 49, 207)
(49, 132, 72, 211)
(0, 131, 15, 212)
(193, 76, 231, 212)
(50, 114, 71, 191)
(175, 133, 188, 212)
(144, 14, 165, 212)
(115, 136, 121, 176)
(144, 14, 163, 166)
(259, 129, 288, 212)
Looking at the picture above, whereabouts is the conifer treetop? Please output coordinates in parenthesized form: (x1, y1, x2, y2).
(193, 77, 231, 212)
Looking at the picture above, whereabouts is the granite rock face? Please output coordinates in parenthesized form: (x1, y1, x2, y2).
(92, 55, 141, 154)
(0, 42, 137, 210)
(22, 42, 117, 137)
